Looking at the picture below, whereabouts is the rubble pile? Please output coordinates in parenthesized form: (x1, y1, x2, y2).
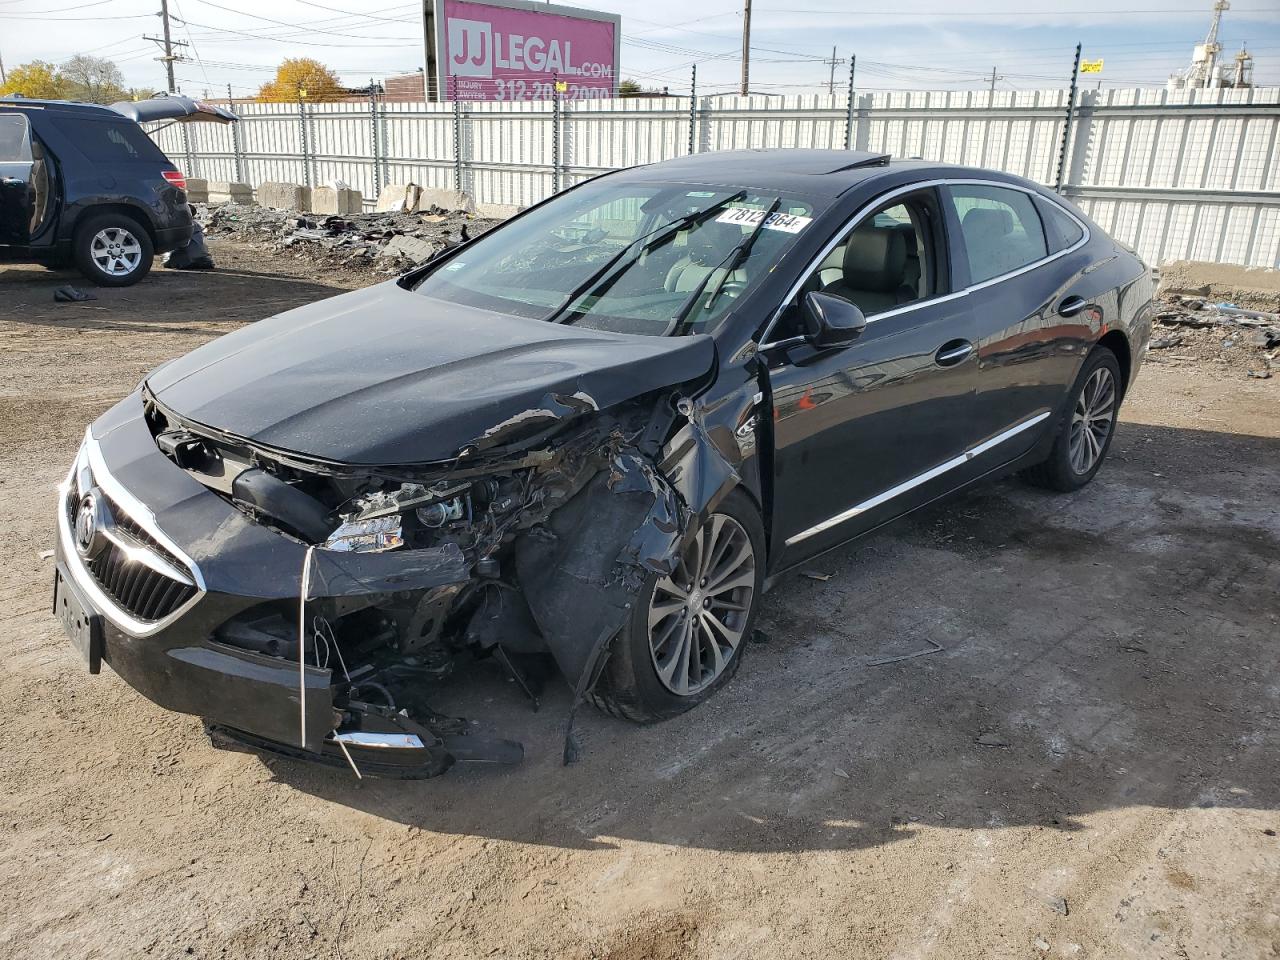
(196, 202, 502, 275)
(1147, 296, 1280, 380)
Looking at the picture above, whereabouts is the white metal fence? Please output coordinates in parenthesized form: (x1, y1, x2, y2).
(152, 86, 1280, 268)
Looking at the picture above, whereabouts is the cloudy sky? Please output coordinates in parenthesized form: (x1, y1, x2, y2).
(1, 0, 1276, 98)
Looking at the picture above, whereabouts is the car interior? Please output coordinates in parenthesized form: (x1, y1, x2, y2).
(958, 203, 1046, 283)
(768, 197, 939, 341)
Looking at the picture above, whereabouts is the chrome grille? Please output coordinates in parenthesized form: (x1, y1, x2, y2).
(66, 487, 198, 624)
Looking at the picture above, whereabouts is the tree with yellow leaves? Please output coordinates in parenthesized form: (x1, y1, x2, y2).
(257, 59, 346, 102)
(0, 61, 73, 100)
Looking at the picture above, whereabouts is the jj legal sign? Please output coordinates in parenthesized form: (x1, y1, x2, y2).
(423, 0, 621, 101)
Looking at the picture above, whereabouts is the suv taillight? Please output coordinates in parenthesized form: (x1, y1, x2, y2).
(162, 170, 187, 191)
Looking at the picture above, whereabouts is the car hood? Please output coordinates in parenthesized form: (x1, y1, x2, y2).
(145, 281, 717, 465)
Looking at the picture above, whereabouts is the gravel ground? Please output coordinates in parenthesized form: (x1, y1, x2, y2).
(1, 243, 1278, 960)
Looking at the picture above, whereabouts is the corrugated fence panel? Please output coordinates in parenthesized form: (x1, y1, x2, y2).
(152, 88, 1280, 267)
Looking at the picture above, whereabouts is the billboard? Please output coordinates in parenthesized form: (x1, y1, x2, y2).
(424, 0, 621, 102)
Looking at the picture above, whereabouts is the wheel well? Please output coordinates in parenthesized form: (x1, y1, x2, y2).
(1096, 330, 1132, 398)
(74, 204, 156, 245)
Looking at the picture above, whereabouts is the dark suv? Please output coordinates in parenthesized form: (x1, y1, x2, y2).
(0, 97, 228, 286)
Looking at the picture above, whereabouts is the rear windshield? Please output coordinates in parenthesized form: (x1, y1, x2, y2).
(52, 117, 168, 164)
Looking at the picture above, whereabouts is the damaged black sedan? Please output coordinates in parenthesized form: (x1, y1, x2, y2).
(53, 150, 1153, 777)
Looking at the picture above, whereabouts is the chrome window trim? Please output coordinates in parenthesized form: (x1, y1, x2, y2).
(783, 410, 1052, 547)
(758, 177, 1091, 350)
(57, 429, 207, 638)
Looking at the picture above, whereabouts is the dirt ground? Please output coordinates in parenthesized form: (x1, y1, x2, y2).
(1, 243, 1278, 960)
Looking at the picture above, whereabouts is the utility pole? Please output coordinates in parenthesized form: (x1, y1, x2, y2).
(144, 0, 189, 94)
(0, 49, 7, 85)
(989, 67, 999, 96)
(740, 0, 752, 96)
(827, 46, 839, 96)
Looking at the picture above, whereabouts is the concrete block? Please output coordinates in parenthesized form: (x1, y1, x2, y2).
(207, 181, 255, 205)
(184, 177, 209, 204)
(474, 201, 521, 220)
(413, 187, 474, 214)
(378, 234, 437, 263)
(257, 181, 312, 211)
(375, 183, 422, 213)
(311, 186, 363, 216)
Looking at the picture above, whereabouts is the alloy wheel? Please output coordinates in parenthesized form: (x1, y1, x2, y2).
(648, 513, 756, 696)
(90, 227, 143, 277)
(1069, 366, 1116, 475)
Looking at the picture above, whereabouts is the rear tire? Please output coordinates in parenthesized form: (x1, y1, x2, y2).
(74, 212, 153, 287)
(1023, 347, 1123, 492)
(588, 488, 765, 723)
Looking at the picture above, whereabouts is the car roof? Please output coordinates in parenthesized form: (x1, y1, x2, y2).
(615, 149, 1032, 200)
(0, 97, 125, 119)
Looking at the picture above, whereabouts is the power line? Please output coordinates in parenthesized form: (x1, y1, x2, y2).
(188, 0, 415, 41)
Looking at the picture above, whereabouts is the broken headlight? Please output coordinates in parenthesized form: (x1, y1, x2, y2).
(320, 480, 478, 554)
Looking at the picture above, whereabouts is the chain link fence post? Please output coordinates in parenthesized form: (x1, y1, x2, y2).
(298, 99, 313, 189)
(690, 66, 701, 155)
(180, 121, 195, 179)
(227, 84, 244, 183)
(451, 75, 464, 195)
(551, 78, 562, 194)
(369, 79, 382, 196)
(1055, 44, 1082, 193)
(843, 55, 857, 150)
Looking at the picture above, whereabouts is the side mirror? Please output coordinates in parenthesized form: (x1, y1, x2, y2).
(802, 291, 867, 349)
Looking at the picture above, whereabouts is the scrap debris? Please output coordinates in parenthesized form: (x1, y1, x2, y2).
(197, 202, 500, 275)
(53, 285, 96, 303)
(1150, 296, 1280, 380)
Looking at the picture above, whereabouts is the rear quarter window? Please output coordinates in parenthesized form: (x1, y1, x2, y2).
(52, 118, 169, 164)
(1036, 197, 1086, 253)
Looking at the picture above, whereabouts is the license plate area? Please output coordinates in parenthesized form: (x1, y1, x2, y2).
(54, 566, 103, 674)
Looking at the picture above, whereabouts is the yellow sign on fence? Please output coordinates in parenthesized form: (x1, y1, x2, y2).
(1080, 59, 1104, 73)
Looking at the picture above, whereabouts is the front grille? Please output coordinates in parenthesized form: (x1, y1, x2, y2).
(67, 489, 198, 624)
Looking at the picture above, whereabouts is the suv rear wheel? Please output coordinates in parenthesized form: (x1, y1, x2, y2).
(74, 212, 153, 287)
(588, 488, 765, 723)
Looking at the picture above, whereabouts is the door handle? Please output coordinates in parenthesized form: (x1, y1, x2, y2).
(934, 339, 973, 367)
(1058, 295, 1088, 317)
(0, 177, 26, 186)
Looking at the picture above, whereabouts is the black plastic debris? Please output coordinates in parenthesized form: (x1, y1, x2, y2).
(53, 285, 96, 303)
(165, 218, 215, 270)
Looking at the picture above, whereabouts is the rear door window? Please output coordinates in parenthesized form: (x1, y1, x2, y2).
(948, 185, 1049, 284)
(0, 114, 32, 162)
(52, 118, 168, 164)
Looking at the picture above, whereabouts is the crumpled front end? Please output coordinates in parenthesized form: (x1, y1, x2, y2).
(58, 365, 752, 777)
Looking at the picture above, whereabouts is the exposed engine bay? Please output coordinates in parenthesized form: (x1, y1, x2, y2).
(140, 384, 720, 778)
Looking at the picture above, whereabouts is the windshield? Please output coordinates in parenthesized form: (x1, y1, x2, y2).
(413, 181, 817, 336)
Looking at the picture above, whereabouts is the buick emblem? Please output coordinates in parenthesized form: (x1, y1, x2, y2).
(75, 492, 104, 559)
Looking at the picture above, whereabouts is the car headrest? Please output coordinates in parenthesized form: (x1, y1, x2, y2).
(681, 223, 733, 265)
(842, 227, 907, 292)
(962, 206, 1013, 238)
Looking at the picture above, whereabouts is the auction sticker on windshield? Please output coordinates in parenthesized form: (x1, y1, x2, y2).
(716, 208, 812, 233)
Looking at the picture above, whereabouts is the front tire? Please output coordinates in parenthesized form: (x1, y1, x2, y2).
(588, 488, 765, 723)
(1023, 347, 1123, 492)
(74, 213, 153, 287)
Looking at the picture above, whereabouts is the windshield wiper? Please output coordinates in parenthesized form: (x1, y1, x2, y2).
(668, 196, 782, 336)
(543, 190, 747, 325)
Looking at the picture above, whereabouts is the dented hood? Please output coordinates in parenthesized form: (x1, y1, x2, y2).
(145, 281, 716, 465)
